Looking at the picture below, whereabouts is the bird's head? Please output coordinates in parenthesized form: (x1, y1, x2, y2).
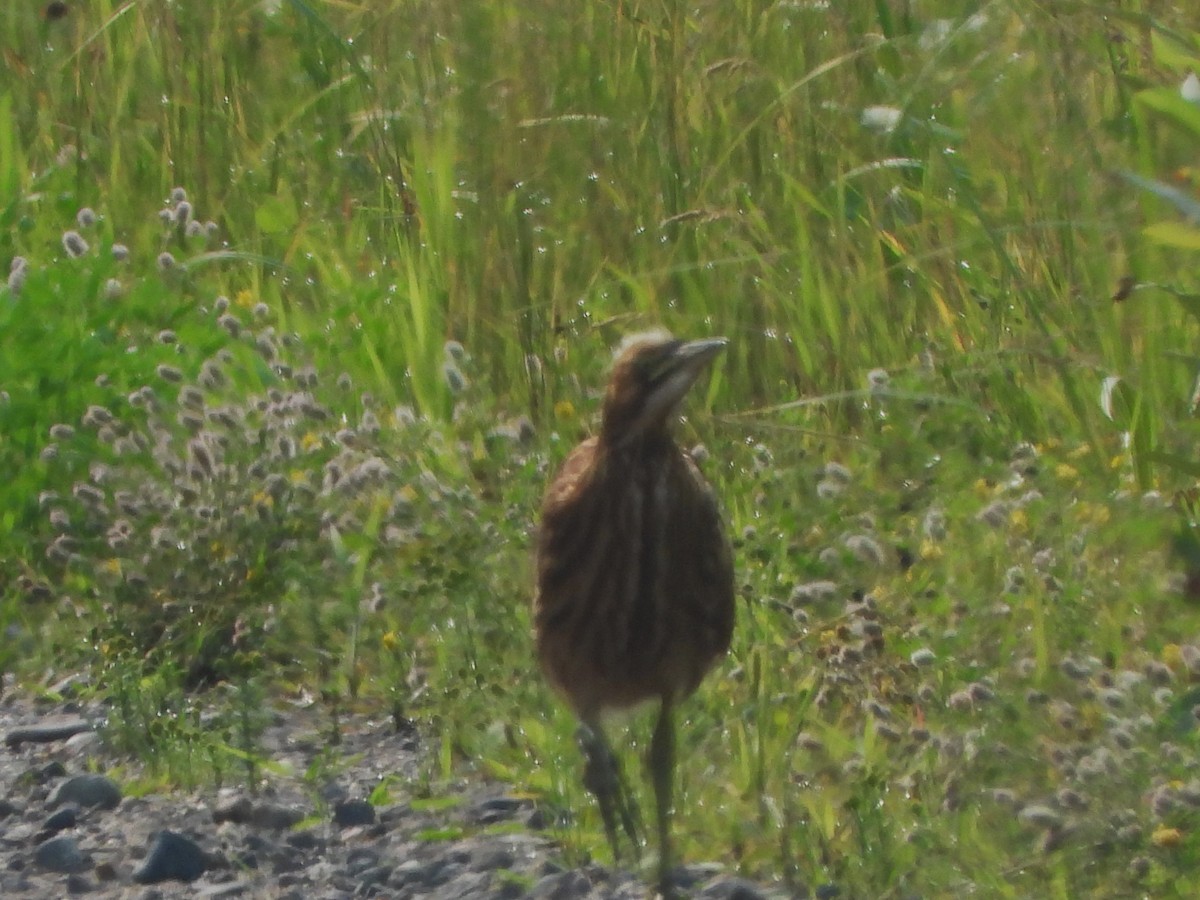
(599, 330, 727, 448)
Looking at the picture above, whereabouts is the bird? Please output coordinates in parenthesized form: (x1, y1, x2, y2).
(534, 330, 735, 898)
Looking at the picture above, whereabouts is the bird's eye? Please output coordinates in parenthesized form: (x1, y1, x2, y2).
(636, 342, 682, 383)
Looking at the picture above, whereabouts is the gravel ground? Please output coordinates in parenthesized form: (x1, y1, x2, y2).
(0, 686, 789, 899)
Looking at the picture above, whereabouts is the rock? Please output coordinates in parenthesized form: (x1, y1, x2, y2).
(64, 731, 101, 755)
(530, 869, 595, 899)
(65, 872, 94, 894)
(34, 834, 89, 873)
(5, 716, 93, 748)
(47, 774, 121, 811)
(468, 841, 515, 870)
(251, 802, 306, 830)
(194, 878, 250, 897)
(41, 802, 80, 834)
(212, 795, 305, 830)
(699, 875, 771, 899)
(470, 794, 529, 825)
(356, 864, 391, 890)
(332, 798, 374, 827)
(45, 674, 90, 698)
(673, 862, 723, 888)
(285, 830, 322, 851)
(212, 795, 254, 824)
(344, 846, 381, 876)
(0, 691, 780, 899)
(133, 830, 208, 884)
(39, 760, 68, 781)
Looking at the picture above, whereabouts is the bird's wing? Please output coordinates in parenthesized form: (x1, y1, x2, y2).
(672, 452, 736, 651)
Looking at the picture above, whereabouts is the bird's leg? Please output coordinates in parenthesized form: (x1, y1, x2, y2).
(649, 700, 678, 899)
(578, 720, 642, 863)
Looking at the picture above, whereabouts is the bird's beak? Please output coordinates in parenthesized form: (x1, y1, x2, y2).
(671, 338, 728, 374)
(638, 337, 727, 426)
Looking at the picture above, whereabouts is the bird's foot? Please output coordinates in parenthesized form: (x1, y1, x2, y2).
(578, 724, 643, 862)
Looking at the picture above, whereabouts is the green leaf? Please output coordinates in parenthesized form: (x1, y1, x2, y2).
(1150, 31, 1200, 73)
(1148, 451, 1200, 480)
(254, 193, 299, 234)
(1135, 86, 1200, 138)
(1144, 222, 1200, 250)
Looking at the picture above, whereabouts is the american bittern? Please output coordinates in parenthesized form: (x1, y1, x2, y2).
(534, 331, 735, 897)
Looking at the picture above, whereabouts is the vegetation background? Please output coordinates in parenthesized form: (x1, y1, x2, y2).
(3, 1, 1200, 896)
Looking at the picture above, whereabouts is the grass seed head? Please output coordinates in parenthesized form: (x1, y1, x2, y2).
(1017, 804, 1062, 830)
(443, 362, 467, 394)
(62, 230, 89, 258)
(7, 267, 26, 296)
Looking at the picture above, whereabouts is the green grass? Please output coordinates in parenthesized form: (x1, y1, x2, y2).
(4, 1, 1200, 896)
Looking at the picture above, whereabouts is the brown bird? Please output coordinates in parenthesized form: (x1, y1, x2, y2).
(534, 331, 735, 897)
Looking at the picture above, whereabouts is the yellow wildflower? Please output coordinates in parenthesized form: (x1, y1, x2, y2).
(1055, 464, 1079, 482)
(1163, 644, 1183, 670)
(1151, 826, 1183, 848)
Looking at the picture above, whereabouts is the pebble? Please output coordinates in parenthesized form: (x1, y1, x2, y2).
(699, 875, 773, 899)
(0, 696, 786, 899)
(47, 773, 121, 810)
(34, 834, 89, 873)
(4, 715, 94, 748)
(332, 798, 375, 827)
(212, 795, 306, 829)
(133, 829, 209, 883)
(41, 802, 79, 834)
(470, 794, 532, 824)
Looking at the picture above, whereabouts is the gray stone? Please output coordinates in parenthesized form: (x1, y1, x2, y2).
(698, 875, 771, 900)
(468, 841, 515, 870)
(332, 798, 375, 827)
(194, 880, 250, 897)
(47, 774, 121, 810)
(531, 870, 595, 900)
(470, 795, 528, 825)
(65, 871, 94, 894)
(5, 715, 93, 748)
(133, 830, 208, 884)
(356, 865, 391, 890)
(39, 760, 68, 781)
(42, 801, 80, 833)
(34, 834, 89, 873)
(344, 847, 381, 876)
(285, 830, 322, 851)
(212, 795, 254, 824)
(251, 802, 306, 830)
(64, 730, 101, 755)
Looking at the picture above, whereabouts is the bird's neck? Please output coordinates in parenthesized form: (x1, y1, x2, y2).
(599, 427, 676, 462)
